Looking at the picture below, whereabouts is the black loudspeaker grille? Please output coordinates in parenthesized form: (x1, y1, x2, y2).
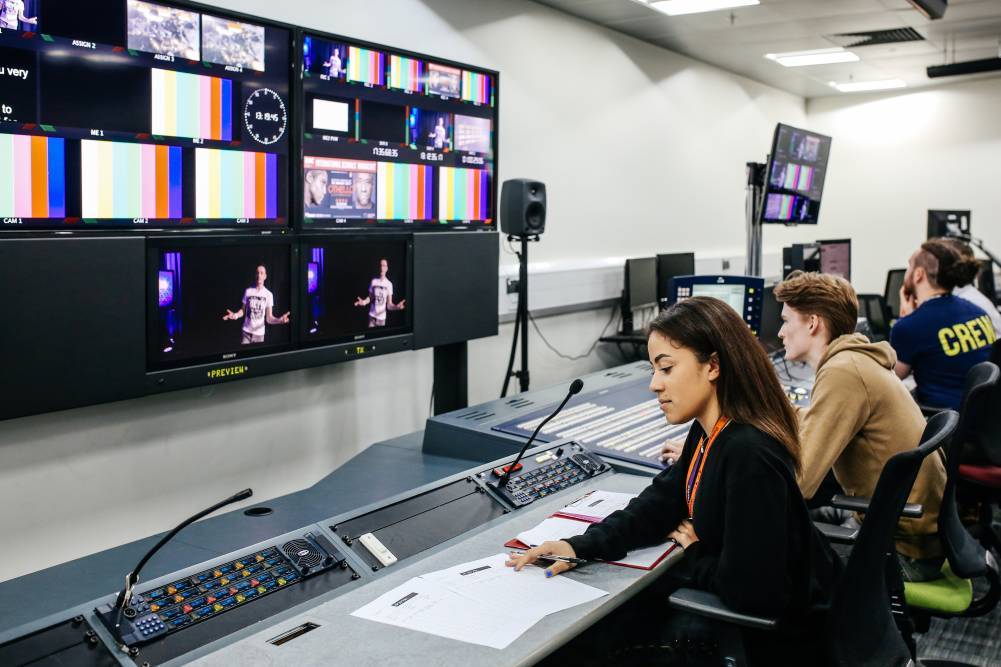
(526, 201, 545, 232)
(282, 539, 324, 569)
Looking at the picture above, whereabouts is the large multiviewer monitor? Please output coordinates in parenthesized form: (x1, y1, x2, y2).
(760, 123, 832, 225)
(671, 275, 765, 336)
(300, 31, 497, 229)
(0, 0, 292, 229)
(656, 252, 696, 309)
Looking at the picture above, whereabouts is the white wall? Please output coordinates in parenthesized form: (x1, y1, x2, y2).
(806, 77, 1001, 295)
(0, 0, 808, 582)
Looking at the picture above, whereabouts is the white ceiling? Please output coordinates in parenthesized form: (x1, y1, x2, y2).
(532, 0, 1001, 98)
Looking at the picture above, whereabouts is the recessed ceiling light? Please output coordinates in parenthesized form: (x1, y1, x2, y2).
(648, 0, 760, 16)
(828, 79, 907, 93)
(764, 48, 860, 67)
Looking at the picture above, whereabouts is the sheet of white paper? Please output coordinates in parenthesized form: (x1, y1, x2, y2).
(350, 577, 537, 650)
(615, 542, 673, 569)
(559, 490, 637, 521)
(423, 553, 607, 618)
(516, 516, 590, 547)
(351, 554, 608, 650)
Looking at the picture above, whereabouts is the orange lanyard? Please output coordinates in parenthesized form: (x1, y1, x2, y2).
(685, 416, 731, 519)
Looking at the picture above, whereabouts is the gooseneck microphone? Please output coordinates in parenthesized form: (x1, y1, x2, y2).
(494, 379, 583, 490)
(112, 488, 253, 636)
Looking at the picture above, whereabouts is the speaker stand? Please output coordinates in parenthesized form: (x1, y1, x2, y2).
(745, 161, 767, 277)
(501, 234, 539, 398)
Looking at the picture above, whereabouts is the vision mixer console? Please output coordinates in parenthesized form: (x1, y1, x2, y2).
(424, 358, 813, 469)
(0, 440, 613, 667)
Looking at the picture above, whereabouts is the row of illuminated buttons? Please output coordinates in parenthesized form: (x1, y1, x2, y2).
(162, 570, 300, 631)
(141, 549, 280, 604)
(145, 562, 279, 612)
(149, 564, 295, 616)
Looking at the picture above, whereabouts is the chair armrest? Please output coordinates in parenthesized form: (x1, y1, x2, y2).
(667, 588, 778, 631)
(831, 494, 923, 518)
(815, 521, 859, 544)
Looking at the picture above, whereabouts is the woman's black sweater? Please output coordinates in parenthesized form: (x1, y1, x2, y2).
(566, 420, 841, 620)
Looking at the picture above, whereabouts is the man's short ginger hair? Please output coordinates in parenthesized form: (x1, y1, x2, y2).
(774, 270, 859, 340)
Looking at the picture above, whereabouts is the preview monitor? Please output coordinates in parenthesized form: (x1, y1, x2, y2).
(0, 0, 292, 229)
(819, 238, 851, 282)
(760, 123, 832, 225)
(148, 237, 294, 369)
(656, 252, 696, 308)
(927, 210, 970, 239)
(671, 275, 765, 336)
(301, 236, 412, 345)
(300, 31, 497, 229)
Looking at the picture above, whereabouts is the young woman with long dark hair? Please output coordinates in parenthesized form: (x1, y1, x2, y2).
(508, 297, 841, 663)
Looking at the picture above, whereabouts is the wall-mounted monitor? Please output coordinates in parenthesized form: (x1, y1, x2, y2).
(301, 236, 413, 345)
(300, 31, 497, 230)
(0, 0, 292, 230)
(760, 123, 832, 225)
(147, 236, 295, 369)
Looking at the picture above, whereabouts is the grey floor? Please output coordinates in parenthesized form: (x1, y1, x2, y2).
(916, 512, 1001, 667)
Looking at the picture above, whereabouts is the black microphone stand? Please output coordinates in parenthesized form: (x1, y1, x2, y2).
(493, 379, 583, 491)
(108, 488, 253, 651)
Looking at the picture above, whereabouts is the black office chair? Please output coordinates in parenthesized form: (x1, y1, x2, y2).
(885, 268, 907, 321)
(904, 363, 1001, 629)
(857, 293, 891, 342)
(668, 410, 959, 667)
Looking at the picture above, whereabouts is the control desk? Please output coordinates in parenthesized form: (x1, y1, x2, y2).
(424, 357, 813, 470)
(0, 440, 624, 667)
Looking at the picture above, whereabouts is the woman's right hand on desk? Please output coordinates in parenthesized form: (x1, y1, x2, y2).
(505, 540, 577, 577)
(660, 439, 684, 466)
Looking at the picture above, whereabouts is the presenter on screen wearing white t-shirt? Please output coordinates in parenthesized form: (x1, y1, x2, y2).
(354, 258, 405, 328)
(222, 265, 290, 344)
(0, 0, 37, 30)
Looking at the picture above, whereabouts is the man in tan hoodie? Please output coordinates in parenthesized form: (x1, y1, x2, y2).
(773, 271, 947, 581)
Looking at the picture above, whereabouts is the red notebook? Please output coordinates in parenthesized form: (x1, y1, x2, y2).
(504, 494, 678, 571)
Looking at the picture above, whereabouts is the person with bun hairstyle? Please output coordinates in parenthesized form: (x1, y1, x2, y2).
(945, 238, 1001, 334)
(507, 297, 840, 664)
(891, 238, 996, 409)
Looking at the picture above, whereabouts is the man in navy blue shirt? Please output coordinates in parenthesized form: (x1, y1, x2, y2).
(891, 238, 996, 409)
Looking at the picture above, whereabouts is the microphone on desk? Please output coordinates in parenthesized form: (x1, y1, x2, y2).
(111, 488, 253, 637)
(493, 379, 584, 491)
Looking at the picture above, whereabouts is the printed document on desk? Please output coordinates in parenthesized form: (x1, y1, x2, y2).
(556, 490, 637, 522)
(351, 554, 607, 649)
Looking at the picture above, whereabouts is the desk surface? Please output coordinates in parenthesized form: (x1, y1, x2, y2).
(0, 431, 470, 631)
(189, 472, 677, 667)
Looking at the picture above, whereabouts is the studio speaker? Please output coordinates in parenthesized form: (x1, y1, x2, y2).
(500, 179, 546, 236)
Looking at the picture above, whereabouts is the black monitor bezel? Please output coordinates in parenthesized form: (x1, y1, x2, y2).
(298, 233, 415, 347)
(296, 28, 499, 232)
(818, 237, 851, 282)
(145, 233, 299, 371)
(655, 252, 696, 308)
(625, 256, 658, 310)
(759, 122, 832, 226)
(0, 0, 298, 234)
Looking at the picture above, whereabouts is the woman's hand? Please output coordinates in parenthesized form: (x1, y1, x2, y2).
(668, 519, 699, 549)
(660, 439, 684, 465)
(505, 540, 577, 577)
